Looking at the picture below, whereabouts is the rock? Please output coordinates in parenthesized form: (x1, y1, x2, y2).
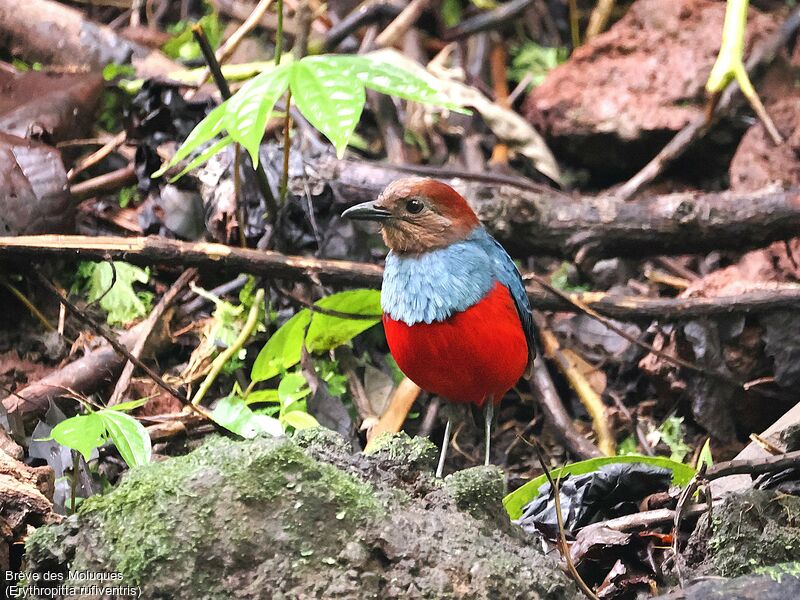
(24, 432, 575, 599)
(655, 571, 800, 599)
(524, 0, 776, 179)
(685, 489, 800, 578)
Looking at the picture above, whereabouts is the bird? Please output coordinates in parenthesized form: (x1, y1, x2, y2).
(342, 177, 535, 477)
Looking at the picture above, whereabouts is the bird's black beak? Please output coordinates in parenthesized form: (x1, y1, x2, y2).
(341, 201, 392, 221)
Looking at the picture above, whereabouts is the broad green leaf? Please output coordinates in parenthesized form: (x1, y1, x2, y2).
(698, 437, 714, 469)
(152, 102, 227, 177)
(278, 373, 311, 407)
(169, 136, 234, 182)
(109, 398, 149, 412)
(225, 65, 290, 165)
(76, 261, 153, 326)
(251, 310, 311, 383)
(49, 414, 106, 461)
(290, 59, 366, 158)
(326, 54, 463, 111)
(99, 410, 152, 468)
(282, 410, 319, 431)
(245, 389, 280, 405)
(306, 289, 381, 352)
(250, 289, 381, 383)
(212, 395, 283, 438)
(502, 455, 697, 520)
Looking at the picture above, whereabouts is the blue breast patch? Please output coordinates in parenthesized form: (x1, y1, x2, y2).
(381, 229, 495, 325)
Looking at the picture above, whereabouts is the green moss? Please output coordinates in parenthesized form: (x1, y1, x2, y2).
(364, 432, 437, 471)
(31, 436, 381, 588)
(444, 466, 505, 519)
(709, 490, 800, 576)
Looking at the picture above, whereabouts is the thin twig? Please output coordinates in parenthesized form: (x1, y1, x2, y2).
(533, 442, 600, 600)
(33, 269, 210, 419)
(373, 0, 429, 49)
(191, 288, 265, 406)
(191, 23, 279, 224)
(108, 269, 197, 405)
(0, 276, 55, 332)
(585, 0, 615, 40)
(536, 313, 615, 456)
(190, 0, 274, 92)
(529, 274, 743, 387)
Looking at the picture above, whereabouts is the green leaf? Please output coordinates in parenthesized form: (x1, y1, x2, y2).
(290, 59, 366, 158)
(225, 65, 290, 165)
(698, 437, 714, 469)
(282, 410, 319, 431)
(338, 55, 463, 110)
(250, 289, 381, 383)
(169, 136, 234, 182)
(76, 261, 153, 325)
(152, 102, 228, 178)
(306, 289, 382, 352)
(99, 410, 152, 468)
(502, 455, 697, 520)
(49, 414, 106, 461)
(250, 310, 311, 383)
(278, 372, 311, 407)
(109, 398, 149, 412)
(244, 389, 280, 405)
(211, 395, 283, 438)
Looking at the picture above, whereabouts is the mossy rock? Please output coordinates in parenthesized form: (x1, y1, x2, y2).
(706, 490, 800, 577)
(25, 433, 575, 599)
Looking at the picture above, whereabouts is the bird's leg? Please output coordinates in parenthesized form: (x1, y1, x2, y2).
(435, 417, 452, 478)
(484, 398, 494, 467)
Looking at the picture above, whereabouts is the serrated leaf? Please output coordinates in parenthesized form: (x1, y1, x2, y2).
(290, 60, 365, 158)
(99, 410, 152, 468)
(502, 455, 697, 520)
(212, 395, 283, 438)
(49, 414, 106, 461)
(78, 261, 152, 326)
(153, 102, 228, 177)
(282, 410, 319, 431)
(225, 65, 290, 165)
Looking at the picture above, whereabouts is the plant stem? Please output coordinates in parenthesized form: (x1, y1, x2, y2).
(279, 90, 292, 203)
(191, 24, 280, 224)
(706, 0, 783, 144)
(275, 0, 284, 64)
(192, 288, 265, 406)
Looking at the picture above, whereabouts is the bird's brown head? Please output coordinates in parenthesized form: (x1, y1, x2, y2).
(342, 178, 480, 254)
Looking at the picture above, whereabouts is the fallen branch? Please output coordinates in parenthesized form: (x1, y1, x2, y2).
(2, 236, 800, 321)
(0, 0, 179, 78)
(312, 157, 800, 260)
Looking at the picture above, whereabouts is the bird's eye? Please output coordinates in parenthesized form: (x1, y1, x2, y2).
(405, 199, 424, 214)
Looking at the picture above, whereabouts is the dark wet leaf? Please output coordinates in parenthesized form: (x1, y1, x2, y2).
(0, 69, 103, 142)
(514, 463, 674, 534)
(505, 455, 695, 520)
(760, 310, 800, 388)
(0, 132, 72, 235)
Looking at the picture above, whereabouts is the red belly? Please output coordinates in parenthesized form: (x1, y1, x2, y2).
(383, 282, 529, 406)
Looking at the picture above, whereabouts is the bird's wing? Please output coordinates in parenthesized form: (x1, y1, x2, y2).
(478, 231, 536, 360)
